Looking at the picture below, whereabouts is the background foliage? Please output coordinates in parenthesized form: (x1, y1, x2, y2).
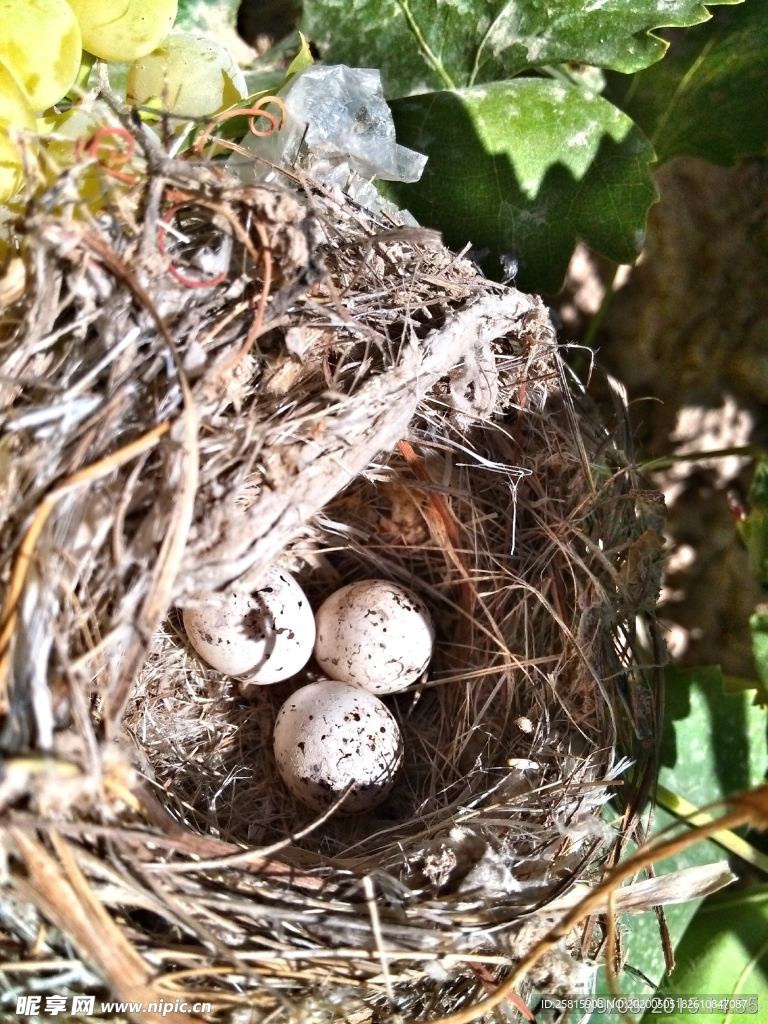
(302, 0, 766, 289)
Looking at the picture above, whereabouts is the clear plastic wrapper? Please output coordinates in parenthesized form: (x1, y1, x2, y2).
(239, 64, 427, 217)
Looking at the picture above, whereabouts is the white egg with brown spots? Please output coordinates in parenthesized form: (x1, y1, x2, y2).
(313, 579, 434, 694)
(273, 680, 403, 813)
(182, 568, 315, 683)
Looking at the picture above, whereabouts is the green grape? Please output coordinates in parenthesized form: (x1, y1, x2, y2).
(67, 0, 178, 63)
(0, 0, 82, 111)
(0, 62, 36, 201)
(126, 31, 246, 119)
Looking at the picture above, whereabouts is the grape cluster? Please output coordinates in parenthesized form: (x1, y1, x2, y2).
(0, 0, 248, 204)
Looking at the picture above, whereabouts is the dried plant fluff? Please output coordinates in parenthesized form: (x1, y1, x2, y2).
(0, 103, 681, 1023)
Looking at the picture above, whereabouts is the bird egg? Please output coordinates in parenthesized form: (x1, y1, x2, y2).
(314, 579, 434, 694)
(273, 680, 403, 813)
(182, 568, 315, 683)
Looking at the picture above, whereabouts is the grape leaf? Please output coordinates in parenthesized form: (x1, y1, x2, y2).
(384, 79, 657, 292)
(609, 1, 768, 165)
(302, 0, 744, 98)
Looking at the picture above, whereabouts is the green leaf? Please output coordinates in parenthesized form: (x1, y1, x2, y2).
(662, 664, 766, 803)
(598, 664, 767, 998)
(651, 885, 768, 1021)
(302, 0, 744, 98)
(385, 80, 657, 291)
(609, 1, 768, 165)
(738, 459, 768, 587)
(285, 31, 315, 82)
(750, 608, 768, 693)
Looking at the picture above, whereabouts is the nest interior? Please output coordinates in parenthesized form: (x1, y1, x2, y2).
(0, 119, 665, 1022)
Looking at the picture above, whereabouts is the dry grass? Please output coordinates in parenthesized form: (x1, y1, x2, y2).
(0, 99, 666, 1022)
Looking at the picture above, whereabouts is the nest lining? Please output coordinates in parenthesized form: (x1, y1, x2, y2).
(0, 114, 665, 1022)
(128, 407, 633, 868)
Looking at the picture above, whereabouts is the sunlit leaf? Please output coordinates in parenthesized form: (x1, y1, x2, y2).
(285, 31, 315, 81)
(302, 0, 744, 98)
(385, 79, 657, 291)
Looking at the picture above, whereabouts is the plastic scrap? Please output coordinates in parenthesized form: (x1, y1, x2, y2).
(238, 65, 427, 216)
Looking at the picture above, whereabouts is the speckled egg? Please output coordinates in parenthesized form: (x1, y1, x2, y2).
(313, 579, 434, 694)
(273, 680, 403, 813)
(182, 568, 315, 683)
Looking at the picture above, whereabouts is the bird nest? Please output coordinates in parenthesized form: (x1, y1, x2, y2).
(0, 128, 666, 1023)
